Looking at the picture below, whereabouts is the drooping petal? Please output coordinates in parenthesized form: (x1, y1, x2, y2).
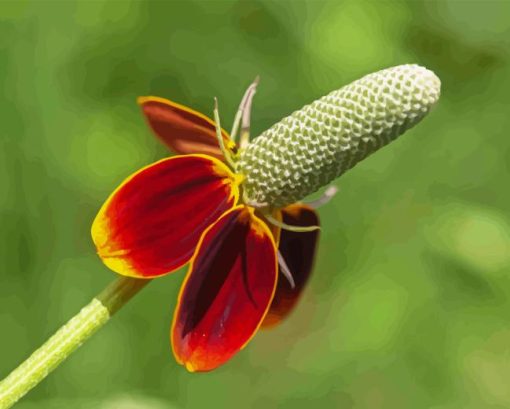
(138, 96, 235, 160)
(92, 154, 239, 278)
(262, 204, 320, 328)
(172, 206, 277, 372)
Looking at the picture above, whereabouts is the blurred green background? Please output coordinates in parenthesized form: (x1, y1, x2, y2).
(1, 0, 510, 408)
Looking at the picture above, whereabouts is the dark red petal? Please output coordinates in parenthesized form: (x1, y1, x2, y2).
(262, 204, 320, 328)
(91, 155, 238, 278)
(172, 206, 277, 372)
(138, 96, 235, 160)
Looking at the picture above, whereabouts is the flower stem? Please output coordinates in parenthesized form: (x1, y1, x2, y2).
(0, 276, 150, 409)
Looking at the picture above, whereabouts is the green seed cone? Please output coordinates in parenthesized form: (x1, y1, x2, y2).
(238, 64, 441, 208)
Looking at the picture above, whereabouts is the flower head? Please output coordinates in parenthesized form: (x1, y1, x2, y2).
(91, 64, 440, 372)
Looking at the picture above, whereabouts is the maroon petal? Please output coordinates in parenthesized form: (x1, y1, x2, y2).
(138, 96, 235, 160)
(262, 204, 320, 328)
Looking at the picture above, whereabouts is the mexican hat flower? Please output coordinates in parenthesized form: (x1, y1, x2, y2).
(91, 64, 441, 372)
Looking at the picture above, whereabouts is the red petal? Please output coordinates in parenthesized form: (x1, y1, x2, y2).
(92, 154, 238, 278)
(172, 206, 277, 372)
(138, 96, 235, 160)
(262, 204, 320, 328)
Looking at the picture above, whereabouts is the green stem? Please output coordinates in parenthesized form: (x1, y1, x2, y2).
(0, 276, 149, 409)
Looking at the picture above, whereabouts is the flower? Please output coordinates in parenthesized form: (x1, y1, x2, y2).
(91, 65, 440, 372)
(92, 89, 321, 373)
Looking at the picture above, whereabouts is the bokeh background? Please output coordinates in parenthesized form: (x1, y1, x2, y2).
(1, 1, 510, 408)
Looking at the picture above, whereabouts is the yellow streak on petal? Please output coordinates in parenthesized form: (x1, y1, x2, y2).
(100, 254, 142, 279)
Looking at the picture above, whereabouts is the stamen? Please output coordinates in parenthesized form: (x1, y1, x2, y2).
(231, 76, 259, 144)
(264, 213, 320, 233)
(240, 75, 260, 149)
(305, 186, 339, 209)
(277, 251, 295, 289)
(213, 97, 236, 169)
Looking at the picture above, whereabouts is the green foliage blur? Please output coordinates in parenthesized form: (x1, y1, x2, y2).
(1, 0, 510, 408)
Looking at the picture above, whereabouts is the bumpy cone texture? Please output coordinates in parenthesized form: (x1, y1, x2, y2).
(238, 64, 441, 208)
